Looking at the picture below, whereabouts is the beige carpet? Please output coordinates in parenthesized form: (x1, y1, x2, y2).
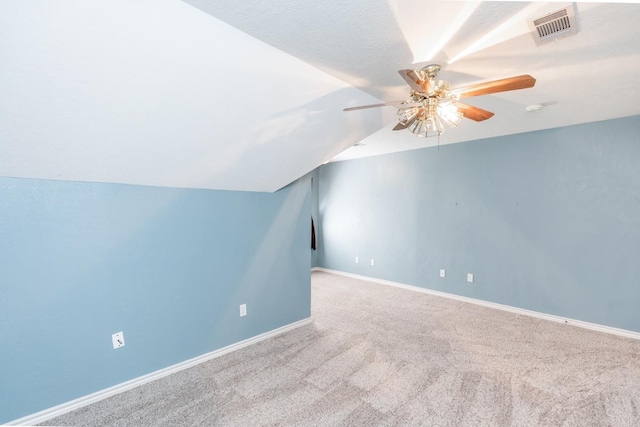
(43, 271, 640, 426)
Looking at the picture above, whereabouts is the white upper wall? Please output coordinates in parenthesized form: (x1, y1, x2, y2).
(0, 0, 385, 192)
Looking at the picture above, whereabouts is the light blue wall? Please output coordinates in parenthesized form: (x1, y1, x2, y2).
(318, 115, 640, 333)
(0, 176, 311, 423)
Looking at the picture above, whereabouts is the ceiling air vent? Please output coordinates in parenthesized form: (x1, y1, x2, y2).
(528, 3, 579, 46)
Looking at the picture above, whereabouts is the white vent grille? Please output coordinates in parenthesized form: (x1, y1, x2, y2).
(528, 3, 579, 46)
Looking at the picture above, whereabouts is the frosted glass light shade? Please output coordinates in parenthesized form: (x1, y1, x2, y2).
(409, 115, 443, 138)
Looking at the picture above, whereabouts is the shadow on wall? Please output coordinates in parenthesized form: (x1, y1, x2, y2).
(160, 87, 389, 193)
(211, 176, 312, 343)
(234, 87, 390, 190)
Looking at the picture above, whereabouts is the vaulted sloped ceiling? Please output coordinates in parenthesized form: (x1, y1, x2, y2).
(185, 0, 640, 163)
(2, 1, 640, 192)
(0, 0, 386, 192)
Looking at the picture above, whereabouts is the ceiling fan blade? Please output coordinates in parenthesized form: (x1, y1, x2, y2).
(453, 75, 536, 98)
(343, 100, 413, 112)
(453, 102, 495, 122)
(398, 69, 432, 93)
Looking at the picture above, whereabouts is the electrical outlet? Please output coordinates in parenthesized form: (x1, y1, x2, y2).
(239, 304, 247, 317)
(370, 259, 375, 266)
(355, 256, 359, 263)
(467, 273, 474, 283)
(112, 331, 125, 349)
(440, 269, 446, 278)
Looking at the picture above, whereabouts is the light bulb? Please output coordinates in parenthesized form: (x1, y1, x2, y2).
(437, 103, 463, 127)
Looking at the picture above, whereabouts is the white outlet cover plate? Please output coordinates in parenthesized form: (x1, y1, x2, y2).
(112, 331, 125, 349)
(355, 256, 359, 263)
(467, 273, 474, 283)
(370, 259, 375, 266)
(440, 269, 446, 278)
(240, 304, 247, 317)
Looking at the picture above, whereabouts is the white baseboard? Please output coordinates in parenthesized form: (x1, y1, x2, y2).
(8, 317, 313, 426)
(313, 267, 640, 341)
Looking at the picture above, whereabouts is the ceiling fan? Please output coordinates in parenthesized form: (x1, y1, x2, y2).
(344, 64, 536, 138)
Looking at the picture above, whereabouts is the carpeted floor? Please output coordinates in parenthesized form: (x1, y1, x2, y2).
(43, 271, 640, 426)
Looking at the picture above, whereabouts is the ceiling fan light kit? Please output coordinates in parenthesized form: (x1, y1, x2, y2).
(345, 64, 536, 138)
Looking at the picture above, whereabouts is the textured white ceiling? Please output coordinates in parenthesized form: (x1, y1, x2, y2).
(2, 1, 640, 191)
(184, 0, 640, 162)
